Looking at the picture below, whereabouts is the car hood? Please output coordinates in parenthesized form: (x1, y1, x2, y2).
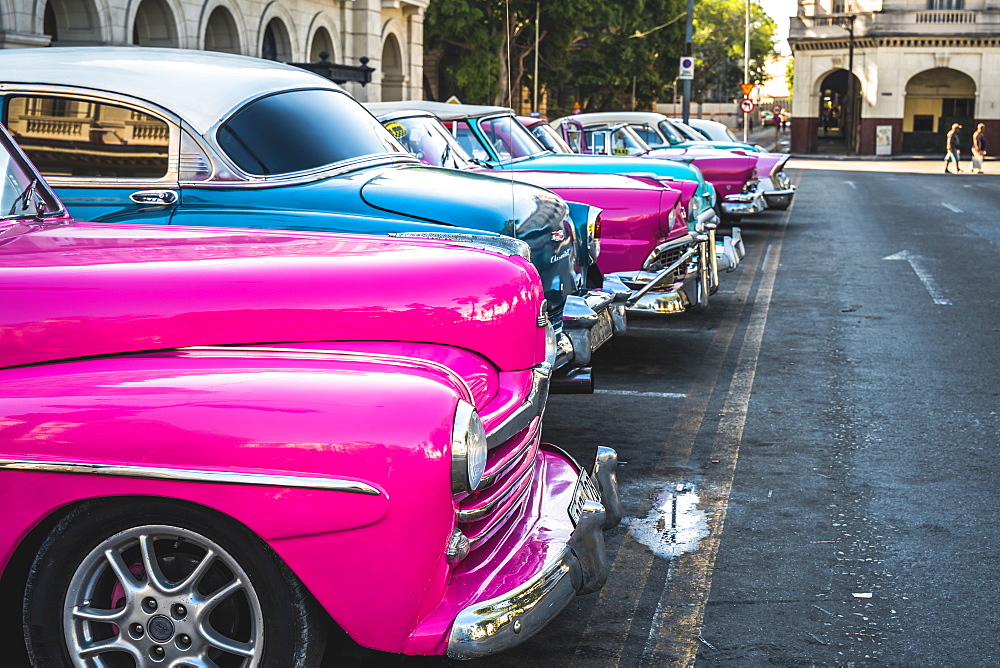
(0, 221, 544, 372)
(360, 164, 582, 317)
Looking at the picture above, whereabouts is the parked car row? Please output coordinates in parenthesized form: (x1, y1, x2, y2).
(0, 46, 786, 665)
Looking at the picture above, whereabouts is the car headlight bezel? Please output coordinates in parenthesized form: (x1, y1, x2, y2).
(451, 400, 488, 493)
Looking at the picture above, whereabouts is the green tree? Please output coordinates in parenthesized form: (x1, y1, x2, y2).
(562, 0, 687, 113)
(425, 0, 590, 106)
(692, 0, 777, 102)
(425, 0, 687, 115)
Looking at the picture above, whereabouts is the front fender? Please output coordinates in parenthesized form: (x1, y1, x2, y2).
(0, 349, 464, 541)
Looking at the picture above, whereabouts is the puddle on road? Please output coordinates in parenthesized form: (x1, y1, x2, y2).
(628, 483, 710, 559)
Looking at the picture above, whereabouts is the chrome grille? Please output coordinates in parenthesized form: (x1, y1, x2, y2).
(645, 246, 687, 282)
(457, 418, 541, 550)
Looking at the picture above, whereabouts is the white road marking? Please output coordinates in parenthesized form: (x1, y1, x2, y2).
(942, 202, 963, 213)
(884, 250, 953, 306)
(844, 180, 857, 189)
(595, 389, 686, 399)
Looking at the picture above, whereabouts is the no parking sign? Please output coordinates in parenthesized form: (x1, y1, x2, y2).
(679, 57, 695, 80)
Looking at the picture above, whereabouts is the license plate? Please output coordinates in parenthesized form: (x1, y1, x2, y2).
(568, 469, 602, 525)
(590, 308, 614, 351)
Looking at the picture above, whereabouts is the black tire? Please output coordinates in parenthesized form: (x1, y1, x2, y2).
(23, 498, 327, 667)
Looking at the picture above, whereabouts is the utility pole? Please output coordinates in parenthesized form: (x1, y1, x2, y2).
(533, 1, 540, 116)
(682, 0, 694, 123)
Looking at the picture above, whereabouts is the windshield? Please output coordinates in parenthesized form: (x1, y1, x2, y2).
(656, 119, 688, 145)
(382, 115, 472, 168)
(218, 89, 404, 175)
(467, 115, 547, 163)
(674, 122, 708, 141)
(1, 130, 59, 220)
(528, 124, 573, 154)
(586, 125, 649, 156)
(629, 123, 668, 147)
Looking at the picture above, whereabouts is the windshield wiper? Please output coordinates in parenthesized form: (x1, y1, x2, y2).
(7, 179, 39, 217)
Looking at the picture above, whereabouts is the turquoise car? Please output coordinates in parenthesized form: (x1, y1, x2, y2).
(0, 47, 621, 392)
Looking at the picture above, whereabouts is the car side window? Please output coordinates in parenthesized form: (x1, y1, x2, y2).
(5, 95, 170, 179)
(453, 122, 491, 162)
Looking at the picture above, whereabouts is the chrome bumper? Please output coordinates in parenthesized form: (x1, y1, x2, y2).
(607, 237, 704, 315)
(716, 226, 746, 273)
(560, 289, 621, 367)
(763, 185, 795, 209)
(447, 446, 621, 660)
(720, 190, 765, 216)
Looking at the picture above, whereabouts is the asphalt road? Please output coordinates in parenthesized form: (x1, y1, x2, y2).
(328, 161, 1000, 666)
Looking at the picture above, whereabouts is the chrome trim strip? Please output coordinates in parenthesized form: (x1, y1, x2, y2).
(477, 421, 540, 489)
(485, 364, 550, 450)
(458, 464, 535, 522)
(388, 231, 531, 260)
(0, 458, 381, 495)
(177, 345, 477, 406)
(466, 480, 534, 546)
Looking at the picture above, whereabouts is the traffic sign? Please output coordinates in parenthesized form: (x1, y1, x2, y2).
(679, 56, 695, 80)
(739, 83, 755, 97)
(772, 104, 783, 114)
(739, 98, 755, 114)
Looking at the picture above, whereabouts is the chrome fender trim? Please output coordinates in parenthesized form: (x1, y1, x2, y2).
(0, 459, 381, 495)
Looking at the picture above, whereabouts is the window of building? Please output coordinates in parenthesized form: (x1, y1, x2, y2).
(928, 0, 964, 9)
(913, 115, 934, 132)
(942, 98, 974, 117)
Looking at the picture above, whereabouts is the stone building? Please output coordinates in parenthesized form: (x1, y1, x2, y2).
(787, 0, 1000, 155)
(0, 0, 427, 102)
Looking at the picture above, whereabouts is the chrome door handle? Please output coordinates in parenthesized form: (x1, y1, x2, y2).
(129, 190, 178, 205)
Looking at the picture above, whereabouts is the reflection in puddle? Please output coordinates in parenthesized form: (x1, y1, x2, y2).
(628, 484, 709, 559)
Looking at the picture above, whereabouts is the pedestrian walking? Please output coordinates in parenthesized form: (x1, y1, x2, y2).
(971, 123, 987, 174)
(944, 123, 962, 173)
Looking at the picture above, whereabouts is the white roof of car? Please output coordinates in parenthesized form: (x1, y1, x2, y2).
(558, 111, 667, 125)
(365, 100, 513, 121)
(0, 47, 343, 134)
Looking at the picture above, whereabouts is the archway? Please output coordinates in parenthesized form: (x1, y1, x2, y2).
(902, 68, 976, 153)
(309, 26, 334, 62)
(43, 0, 103, 45)
(380, 33, 405, 101)
(204, 6, 240, 54)
(816, 69, 861, 153)
(132, 0, 178, 47)
(261, 18, 291, 62)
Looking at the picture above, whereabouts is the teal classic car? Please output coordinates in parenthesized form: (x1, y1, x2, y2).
(0, 47, 623, 392)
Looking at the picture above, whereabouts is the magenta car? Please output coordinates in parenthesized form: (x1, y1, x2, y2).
(0, 124, 622, 663)
(550, 115, 766, 220)
(370, 107, 728, 315)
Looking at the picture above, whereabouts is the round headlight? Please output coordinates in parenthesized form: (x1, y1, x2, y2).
(451, 400, 488, 493)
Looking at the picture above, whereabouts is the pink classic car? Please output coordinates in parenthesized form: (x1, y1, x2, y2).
(549, 114, 766, 220)
(368, 106, 727, 315)
(0, 124, 622, 663)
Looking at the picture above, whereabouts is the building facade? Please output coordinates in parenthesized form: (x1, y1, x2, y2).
(0, 0, 427, 102)
(787, 0, 1000, 154)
